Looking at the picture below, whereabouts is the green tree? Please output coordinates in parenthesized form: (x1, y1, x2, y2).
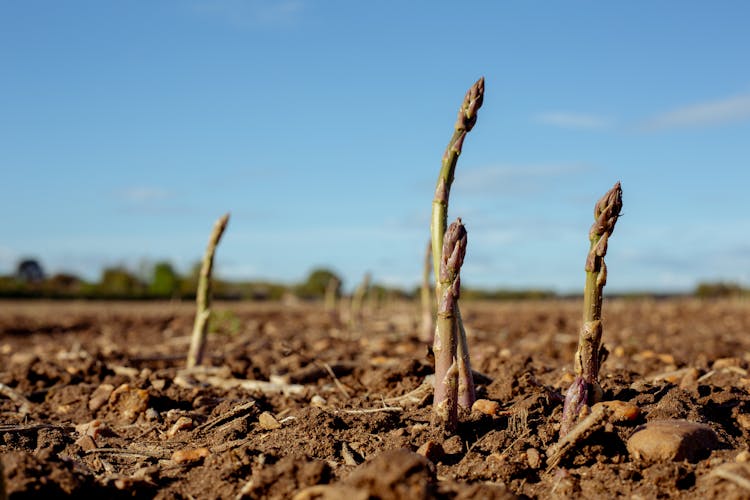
(149, 261, 181, 298)
(98, 266, 142, 297)
(296, 268, 342, 299)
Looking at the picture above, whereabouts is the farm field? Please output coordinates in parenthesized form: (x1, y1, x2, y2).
(1, 298, 750, 498)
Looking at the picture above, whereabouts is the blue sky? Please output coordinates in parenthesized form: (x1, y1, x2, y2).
(2, 1, 749, 293)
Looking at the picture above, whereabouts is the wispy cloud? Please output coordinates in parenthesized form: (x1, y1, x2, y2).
(455, 164, 591, 195)
(119, 187, 172, 205)
(640, 93, 750, 131)
(189, 0, 306, 28)
(534, 112, 612, 130)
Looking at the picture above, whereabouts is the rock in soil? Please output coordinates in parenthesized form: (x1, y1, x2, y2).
(627, 420, 720, 462)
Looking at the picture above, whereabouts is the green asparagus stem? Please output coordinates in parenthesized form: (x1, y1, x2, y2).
(186, 213, 230, 369)
(433, 219, 467, 433)
(324, 276, 340, 313)
(431, 77, 484, 281)
(350, 272, 370, 328)
(420, 239, 435, 343)
(560, 182, 622, 437)
(430, 78, 483, 412)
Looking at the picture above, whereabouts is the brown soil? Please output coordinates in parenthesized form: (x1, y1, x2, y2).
(1, 298, 750, 499)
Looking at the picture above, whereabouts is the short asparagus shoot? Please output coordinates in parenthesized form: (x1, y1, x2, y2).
(186, 213, 230, 369)
(560, 182, 622, 437)
(433, 218, 467, 434)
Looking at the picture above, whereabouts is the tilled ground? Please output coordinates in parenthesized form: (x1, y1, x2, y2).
(1, 298, 750, 499)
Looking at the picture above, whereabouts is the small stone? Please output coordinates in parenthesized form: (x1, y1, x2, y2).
(713, 357, 742, 370)
(526, 447, 541, 469)
(679, 368, 700, 389)
(627, 420, 719, 462)
(167, 416, 194, 437)
(737, 413, 750, 430)
(472, 399, 500, 416)
(171, 447, 210, 464)
(145, 408, 160, 421)
(593, 400, 640, 423)
(416, 440, 444, 463)
(151, 379, 167, 391)
(88, 384, 115, 411)
(736, 450, 750, 463)
(108, 384, 149, 424)
(259, 411, 281, 430)
(658, 353, 675, 365)
(310, 395, 327, 408)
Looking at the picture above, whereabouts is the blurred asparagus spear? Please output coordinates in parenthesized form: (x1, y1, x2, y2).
(431, 77, 484, 411)
(560, 182, 622, 437)
(186, 213, 229, 369)
(433, 219, 467, 433)
(420, 240, 435, 343)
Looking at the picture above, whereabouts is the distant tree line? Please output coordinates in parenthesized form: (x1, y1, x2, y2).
(1, 258, 747, 301)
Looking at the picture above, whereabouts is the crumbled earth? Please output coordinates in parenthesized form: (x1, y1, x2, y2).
(1, 298, 750, 498)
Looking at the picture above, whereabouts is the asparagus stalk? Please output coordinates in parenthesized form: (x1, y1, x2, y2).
(431, 77, 484, 280)
(433, 218, 467, 433)
(560, 182, 622, 437)
(350, 272, 370, 328)
(186, 213, 230, 369)
(324, 276, 340, 313)
(431, 77, 484, 411)
(420, 239, 435, 343)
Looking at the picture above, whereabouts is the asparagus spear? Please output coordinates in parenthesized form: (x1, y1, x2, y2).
(433, 218, 467, 433)
(431, 77, 484, 411)
(186, 213, 230, 369)
(560, 182, 622, 437)
(420, 240, 435, 343)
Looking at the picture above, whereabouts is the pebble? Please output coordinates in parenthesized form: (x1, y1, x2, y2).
(736, 450, 750, 463)
(108, 384, 150, 424)
(627, 420, 719, 462)
(310, 395, 327, 408)
(416, 440, 444, 464)
(592, 400, 640, 423)
(88, 384, 115, 412)
(713, 357, 743, 370)
(171, 447, 210, 464)
(75, 419, 112, 439)
(259, 411, 282, 430)
(472, 399, 500, 416)
(167, 416, 194, 438)
(737, 414, 750, 430)
(526, 447, 541, 469)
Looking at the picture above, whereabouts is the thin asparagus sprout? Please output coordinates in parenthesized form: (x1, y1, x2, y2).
(430, 78, 484, 412)
(186, 213, 230, 369)
(350, 272, 370, 327)
(433, 219, 467, 433)
(560, 182, 622, 437)
(324, 276, 340, 314)
(420, 239, 435, 343)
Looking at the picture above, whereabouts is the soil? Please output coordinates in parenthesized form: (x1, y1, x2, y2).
(1, 298, 750, 499)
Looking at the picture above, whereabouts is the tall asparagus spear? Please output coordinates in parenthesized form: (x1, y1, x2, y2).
(433, 218, 467, 433)
(431, 77, 484, 411)
(186, 213, 230, 369)
(559, 182, 622, 437)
